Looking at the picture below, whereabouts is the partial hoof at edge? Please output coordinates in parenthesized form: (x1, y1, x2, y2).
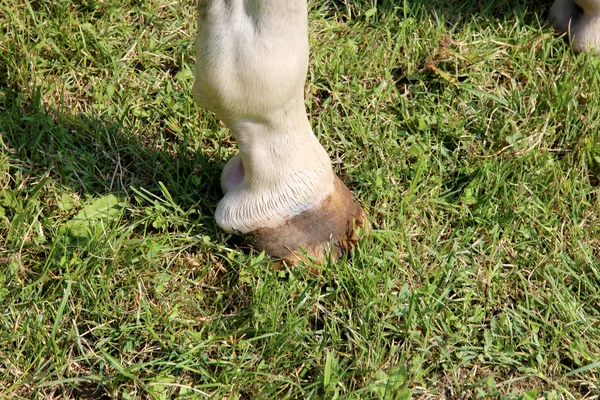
(243, 175, 365, 264)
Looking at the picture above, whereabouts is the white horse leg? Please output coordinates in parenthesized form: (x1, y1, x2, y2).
(572, 0, 600, 52)
(550, 0, 600, 53)
(193, 0, 364, 262)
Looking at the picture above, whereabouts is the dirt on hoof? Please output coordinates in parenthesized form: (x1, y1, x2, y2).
(244, 175, 366, 264)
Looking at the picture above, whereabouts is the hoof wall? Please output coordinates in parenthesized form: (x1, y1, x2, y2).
(243, 175, 365, 264)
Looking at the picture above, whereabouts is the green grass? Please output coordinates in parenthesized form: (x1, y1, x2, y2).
(1, 0, 600, 398)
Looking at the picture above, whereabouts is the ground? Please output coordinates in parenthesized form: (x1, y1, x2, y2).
(1, 0, 599, 398)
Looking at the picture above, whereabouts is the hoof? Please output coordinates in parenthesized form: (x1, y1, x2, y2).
(243, 175, 365, 263)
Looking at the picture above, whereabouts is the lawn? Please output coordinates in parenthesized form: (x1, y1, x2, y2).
(1, 0, 600, 398)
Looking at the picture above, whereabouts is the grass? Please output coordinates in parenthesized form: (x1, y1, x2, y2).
(1, 0, 600, 398)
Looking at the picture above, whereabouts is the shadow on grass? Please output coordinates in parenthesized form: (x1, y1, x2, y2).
(0, 85, 224, 236)
(0, 84, 254, 398)
(321, 0, 553, 23)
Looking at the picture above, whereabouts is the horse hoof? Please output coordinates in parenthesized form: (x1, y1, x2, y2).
(243, 175, 365, 264)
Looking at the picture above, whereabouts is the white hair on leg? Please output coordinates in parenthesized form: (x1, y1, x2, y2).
(215, 111, 335, 234)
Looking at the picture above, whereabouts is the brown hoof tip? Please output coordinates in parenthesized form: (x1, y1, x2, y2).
(244, 175, 366, 264)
